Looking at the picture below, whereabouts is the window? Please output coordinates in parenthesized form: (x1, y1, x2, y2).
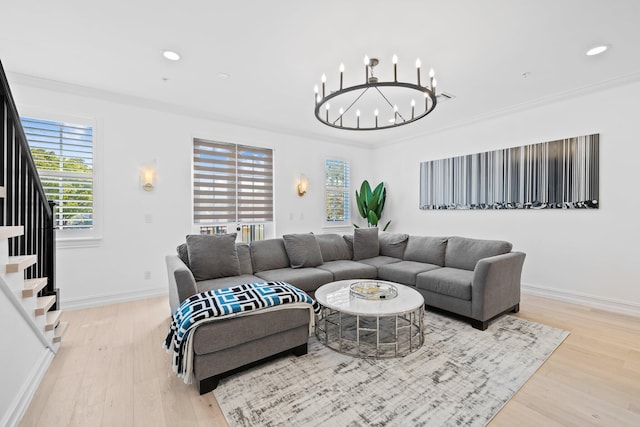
(325, 158, 350, 224)
(21, 116, 95, 232)
(193, 138, 273, 239)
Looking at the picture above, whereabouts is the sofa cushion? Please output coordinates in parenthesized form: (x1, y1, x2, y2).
(316, 234, 353, 261)
(236, 243, 253, 275)
(196, 274, 265, 294)
(404, 236, 448, 266)
(445, 236, 513, 271)
(176, 243, 190, 268)
(186, 234, 240, 281)
(379, 232, 409, 259)
(254, 268, 333, 292)
(282, 233, 324, 268)
(250, 239, 291, 272)
(416, 267, 474, 300)
(353, 227, 379, 260)
(316, 260, 378, 281)
(378, 260, 440, 286)
(357, 256, 401, 269)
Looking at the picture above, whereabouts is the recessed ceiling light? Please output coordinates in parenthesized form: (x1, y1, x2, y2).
(586, 45, 608, 56)
(163, 50, 181, 61)
(217, 72, 230, 79)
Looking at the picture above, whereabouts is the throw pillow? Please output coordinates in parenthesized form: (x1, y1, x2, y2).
(404, 236, 448, 266)
(176, 243, 190, 268)
(316, 234, 352, 261)
(352, 227, 379, 261)
(185, 233, 241, 281)
(379, 232, 409, 258)
(283, 233, 324, 268)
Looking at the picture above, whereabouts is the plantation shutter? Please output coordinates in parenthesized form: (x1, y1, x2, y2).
(193, 138, 273, 224)
(21, 117, 94, 230)
(325, 159, 350, 223)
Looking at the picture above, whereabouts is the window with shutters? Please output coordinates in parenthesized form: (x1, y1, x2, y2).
(325, 158, 350, 224)
(193, 138, 273, 237)
(21, 116, 97, 239)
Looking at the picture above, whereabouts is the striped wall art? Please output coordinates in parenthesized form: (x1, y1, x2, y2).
(419, 134, 599, 210)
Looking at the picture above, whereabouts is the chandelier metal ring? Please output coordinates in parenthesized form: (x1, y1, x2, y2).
(313, 56, 438, 131)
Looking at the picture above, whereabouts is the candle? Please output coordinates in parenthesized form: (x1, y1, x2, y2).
(314, 85, 319, 104)
(432, 78, 437, 96)
(392, 54, 398, 82)
(429, 68, 435, 91)
(375, 108, 379, 128)
(339, 107, 344, 126)
(326, 103, 330, 122)
(356, 109, 360, 128)
(364, 55, 369, 83)
(321, 73, 326, 98)
(416, 58, 421, 86)
(411, 99, 415, 119)
(339, 63, 344, 90)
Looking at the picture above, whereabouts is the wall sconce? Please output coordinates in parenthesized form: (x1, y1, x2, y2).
(141, 167, 156, 191)
(297, 174, 308, 197)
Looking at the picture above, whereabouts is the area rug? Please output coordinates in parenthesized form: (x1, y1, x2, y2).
(213, 312, 569, 426)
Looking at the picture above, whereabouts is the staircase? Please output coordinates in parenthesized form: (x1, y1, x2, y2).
(0, 59, 67, 354)
(0, 215, 68, 352)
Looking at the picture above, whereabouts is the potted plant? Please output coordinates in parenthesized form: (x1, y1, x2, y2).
(354, 180, 391, 231)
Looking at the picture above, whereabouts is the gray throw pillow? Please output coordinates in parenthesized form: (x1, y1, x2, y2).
(176, 243, 190, 268)
(353, 227, 379, 261)
(379, 232, 409, 259)
(185, 233, 241, 281)
(445, 236, 513, 270)
(283, 233, 324, 268)
(316, 234, 352, 261)
(404, 236, 448, 266)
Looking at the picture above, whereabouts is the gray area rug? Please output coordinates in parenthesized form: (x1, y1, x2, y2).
(214, 312, 569, 426)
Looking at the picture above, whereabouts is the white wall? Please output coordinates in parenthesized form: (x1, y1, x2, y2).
(373, 80, 640, 315)
(10, 80, 372, 309)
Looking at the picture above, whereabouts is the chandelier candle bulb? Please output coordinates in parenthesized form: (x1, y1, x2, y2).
(375, 108, 379, 128)
(314, 85, 319, 104)
(339, 63, 344, 90)
(326, 103, 330, 122)
(432, 78, 437, 95)
(411, 99, 416, 119)
(321, 74, 326, 97)
(356, 109, 360, 128)
(364, 55, 370, 83)
(339, 107, 344, 126)
(392, 54, 398, 82)
(416, 58, 422, 86)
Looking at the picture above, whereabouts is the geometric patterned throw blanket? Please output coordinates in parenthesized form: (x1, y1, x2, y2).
(163, 281, 318, 381)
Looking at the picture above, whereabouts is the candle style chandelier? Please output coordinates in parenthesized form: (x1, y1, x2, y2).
(314, 55, 438, 131)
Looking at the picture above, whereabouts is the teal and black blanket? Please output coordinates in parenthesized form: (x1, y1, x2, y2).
(164, 281, 317, 379)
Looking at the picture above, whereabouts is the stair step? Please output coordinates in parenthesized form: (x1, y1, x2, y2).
(35, 295, 55, 316)
(0, 225, 24, 239)
(45, 310, 62, 332)
(6, 255, 37, 273)
(53, 321, 69, 344)
(22, 277, 48, 298)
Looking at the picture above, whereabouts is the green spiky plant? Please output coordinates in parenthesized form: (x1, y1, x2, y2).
(354, 180, 391, 231)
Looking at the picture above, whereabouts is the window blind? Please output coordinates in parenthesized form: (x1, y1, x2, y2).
(21, 117, 94, 230)
(193, 138, 273, 224)
(325, 159, 350, 223)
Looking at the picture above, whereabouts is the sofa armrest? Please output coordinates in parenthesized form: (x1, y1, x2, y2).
(166, 255, 198, 314)
(471, 252, 526, 321)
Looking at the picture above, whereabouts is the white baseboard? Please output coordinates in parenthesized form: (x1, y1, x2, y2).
(522, 282, 640, 317)
(61, 286, 168, 310)
(1, 349, 54, 427)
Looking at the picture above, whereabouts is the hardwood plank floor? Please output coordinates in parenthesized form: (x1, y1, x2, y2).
(18, 294, 640, 426)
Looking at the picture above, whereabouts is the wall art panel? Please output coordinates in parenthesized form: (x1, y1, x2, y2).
(419, 134, 599, 209)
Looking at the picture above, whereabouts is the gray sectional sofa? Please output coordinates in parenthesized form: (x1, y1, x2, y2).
(166, 228, 525, 393)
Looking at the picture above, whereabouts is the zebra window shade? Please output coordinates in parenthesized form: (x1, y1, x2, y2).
(193, 138, 273, 224)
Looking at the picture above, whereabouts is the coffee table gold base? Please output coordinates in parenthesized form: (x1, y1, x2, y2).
(315, 305, 424, 359)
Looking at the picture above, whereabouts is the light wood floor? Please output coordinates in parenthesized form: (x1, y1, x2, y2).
(18, 294, 640, 426)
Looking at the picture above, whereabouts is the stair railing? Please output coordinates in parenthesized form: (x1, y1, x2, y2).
(0, 60, 57, 308)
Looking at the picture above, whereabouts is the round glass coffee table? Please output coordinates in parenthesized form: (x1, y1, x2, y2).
(314, 279, 424, 359)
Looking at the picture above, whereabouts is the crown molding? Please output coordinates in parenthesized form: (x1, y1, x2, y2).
(372, 70, 640, 149)
(7, 72, 371, 149)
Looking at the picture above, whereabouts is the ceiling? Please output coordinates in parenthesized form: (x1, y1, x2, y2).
(2, 0, 640, 147)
